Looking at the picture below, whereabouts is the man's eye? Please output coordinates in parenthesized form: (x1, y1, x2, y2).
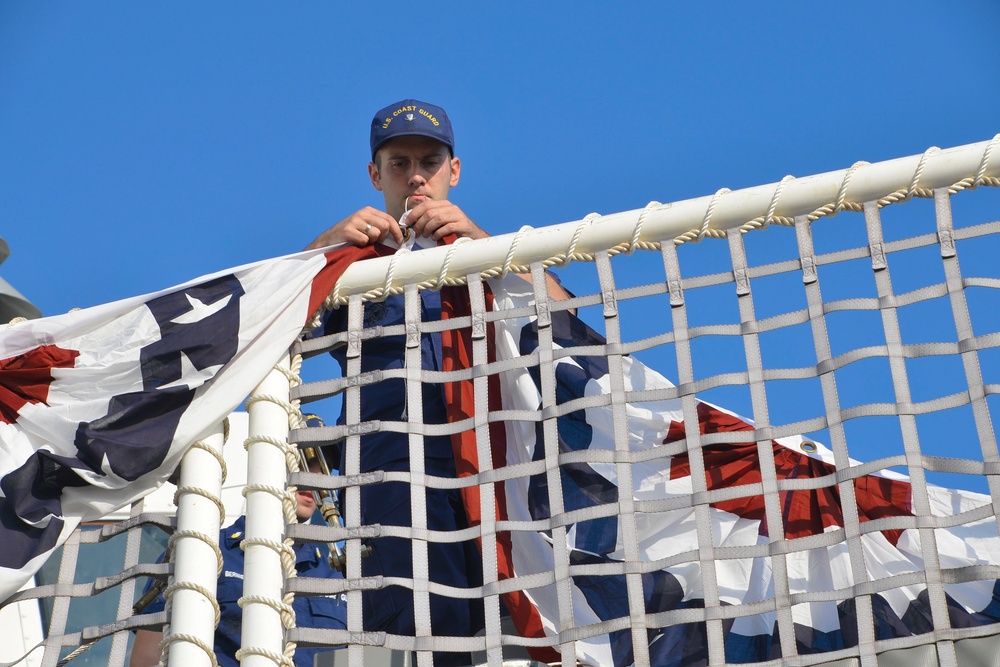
(390, 161, 407, 170)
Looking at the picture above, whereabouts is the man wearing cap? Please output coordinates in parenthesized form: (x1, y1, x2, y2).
(308, 100, 483, 666)
(307, 100, 569, 665)
(307, 99, 485, 250)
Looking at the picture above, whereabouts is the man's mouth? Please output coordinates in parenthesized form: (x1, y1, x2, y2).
(405, 193, 431, 210)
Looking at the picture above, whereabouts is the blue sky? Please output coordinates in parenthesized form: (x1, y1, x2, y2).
(2, 3, 1000, 489)
(3, 2, 997, 314)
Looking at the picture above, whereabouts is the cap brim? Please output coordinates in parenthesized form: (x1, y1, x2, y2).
(371, 131, 454, 158)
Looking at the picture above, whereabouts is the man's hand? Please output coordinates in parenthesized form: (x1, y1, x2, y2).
(305, 207, 403, 250)
(404, 200, 487, 242)
(405, 200, 572, 303)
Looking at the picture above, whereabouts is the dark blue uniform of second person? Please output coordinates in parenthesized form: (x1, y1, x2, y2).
(142, 516, 347, 667)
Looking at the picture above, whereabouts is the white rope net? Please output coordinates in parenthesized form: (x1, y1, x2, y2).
(4, 137, 1000, 667)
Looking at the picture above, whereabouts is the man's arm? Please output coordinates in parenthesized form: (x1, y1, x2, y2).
(129, 630, 163, 667)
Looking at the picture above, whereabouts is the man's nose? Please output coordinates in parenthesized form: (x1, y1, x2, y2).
(409, 171, 427, 186)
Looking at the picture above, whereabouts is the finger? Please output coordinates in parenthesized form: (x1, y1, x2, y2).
(345, 227, 369, 247)
(359, 211, 395, 245)
(360, 222, 376, 245)
(367, 219, 403, 245)
(385, 216, 405, 244)
(366, 210, 400, 244)
(406, 202, 450, 238)
(401, 201, 425, 228)
(377, 209, 399, 228)
(425, 210, 465, 239)
(431, 221, 462, 242)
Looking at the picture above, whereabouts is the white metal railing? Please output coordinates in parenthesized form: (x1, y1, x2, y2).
(240, 355, 298, 667)
(160, 424, 225, 666)
(329, 136, 1000, 303)
(5, 136, 1000, 667)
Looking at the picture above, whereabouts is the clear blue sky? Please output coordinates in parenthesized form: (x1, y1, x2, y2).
(2, 3, 999, 489)
(3, 2, 997, 314)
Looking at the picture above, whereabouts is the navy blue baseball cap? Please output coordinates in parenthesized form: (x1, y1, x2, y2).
(370, 99, 454, 159)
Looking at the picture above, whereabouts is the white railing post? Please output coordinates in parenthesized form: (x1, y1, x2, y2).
(240, 354, 294, 667)
(164, 422, 226, 666)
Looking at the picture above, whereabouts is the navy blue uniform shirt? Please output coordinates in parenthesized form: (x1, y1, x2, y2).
(323, 289, 456, 473)
(144, 516, 346, 667)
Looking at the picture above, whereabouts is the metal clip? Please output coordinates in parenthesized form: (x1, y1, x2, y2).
(398, 207, 415, 245)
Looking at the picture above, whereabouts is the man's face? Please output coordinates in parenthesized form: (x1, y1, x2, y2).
(295, 487, 316, 522)
(369, 135, 460, 221)
(295, 458, 323, 522)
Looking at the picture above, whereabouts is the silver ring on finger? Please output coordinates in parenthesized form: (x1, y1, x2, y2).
(363, 223, 372, 236)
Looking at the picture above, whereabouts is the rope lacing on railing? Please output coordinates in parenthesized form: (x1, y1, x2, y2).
(157, 424, 230, 666)
(377, 237, 416, 303)
(440, 236, 474, 284)
(159, 631, 219, 667)
(236, 356, 306, 667)
(170, 440, 229, 525)
(481, 225, 532, 279)
(554, 212, 601, 264)
(163, 577, 223, 623)
(627, 201, 662, 254)
(968, 133, 1000, 191)
(235, 645, 296, 667)
(732, 173, 798, 237)
(672, 187, 733, 245)
(319, 138, 1000, 308)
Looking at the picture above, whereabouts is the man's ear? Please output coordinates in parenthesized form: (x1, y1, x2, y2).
(450, 157, 461, 187)
(369, 161, 383, 191)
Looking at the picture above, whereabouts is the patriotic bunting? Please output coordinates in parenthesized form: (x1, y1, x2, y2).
(0, 244, 373, 603)
(441, 273, 1000, 666)
(5, 237, 1000, 667)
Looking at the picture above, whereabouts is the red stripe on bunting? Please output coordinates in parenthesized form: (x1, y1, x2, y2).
(666, 402, 912, 545)
(439, 256, 559, 664)
(0, 344, 80, 424)
(305, 244, 397, 323)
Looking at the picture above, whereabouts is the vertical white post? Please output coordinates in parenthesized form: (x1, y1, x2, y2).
(240, 355, 293, 667)
(165, 422, 226, 666)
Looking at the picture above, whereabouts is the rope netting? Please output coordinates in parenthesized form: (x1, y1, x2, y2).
(3, 138, 1000, 667)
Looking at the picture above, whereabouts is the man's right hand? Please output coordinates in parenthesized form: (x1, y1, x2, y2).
(305, 207, 403, 250)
